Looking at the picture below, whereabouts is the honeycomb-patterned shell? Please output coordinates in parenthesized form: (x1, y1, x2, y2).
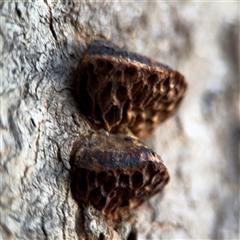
(70, 132, 170, 218)
(75, 40, 187, 138)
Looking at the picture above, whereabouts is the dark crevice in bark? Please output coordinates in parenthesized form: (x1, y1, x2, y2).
(41, 216, 48, 240)
(33, 133, 40, 164)
(43, 0, 58, 41)
(98, 232, 105, 240)
(127, 227, 138, 240)
(49, 12, 58, 42)
(30, 117, 36, 127)
(15, 2, 22, 19)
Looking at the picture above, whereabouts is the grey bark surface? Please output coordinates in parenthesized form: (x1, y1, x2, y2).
(0, 1, 239, 240)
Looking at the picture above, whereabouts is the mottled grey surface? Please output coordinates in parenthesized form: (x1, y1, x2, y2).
(1, 1, 239, 239)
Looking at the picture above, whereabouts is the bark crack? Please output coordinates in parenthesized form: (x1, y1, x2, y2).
(43, 0, 58, 42)
(61, 186, 69, 240)
(15, 2, 22, 19)
(41, 216, 48, 240)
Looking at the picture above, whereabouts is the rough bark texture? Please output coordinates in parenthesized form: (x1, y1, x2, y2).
(1, 1, 239, 239)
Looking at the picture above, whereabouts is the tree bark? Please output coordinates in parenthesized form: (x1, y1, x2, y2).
(1, 1, 239, 239)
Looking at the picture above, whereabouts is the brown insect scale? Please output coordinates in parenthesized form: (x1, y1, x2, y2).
(75, 40, 187, 138)
(70, 133, 170, 218)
